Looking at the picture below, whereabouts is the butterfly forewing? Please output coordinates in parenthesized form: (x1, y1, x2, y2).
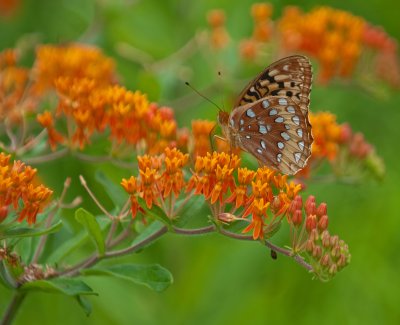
(229, 96, 312, 174)
(235, 55, 312, 117)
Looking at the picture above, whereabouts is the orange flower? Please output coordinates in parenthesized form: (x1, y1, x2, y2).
(278, 6, 365, 83)
(207, 10, 230, 49)
(242, 198, 270, 240)
(191, 120, 216, 158)
(309, 112, 342, 160)
(0, 153, 53, 224)
(161, 147, 189, 197)
(227, 168, 255, 208)
(33, 44, 116, 94)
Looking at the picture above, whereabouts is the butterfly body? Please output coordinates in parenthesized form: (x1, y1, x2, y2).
(218, 55, 313, 175)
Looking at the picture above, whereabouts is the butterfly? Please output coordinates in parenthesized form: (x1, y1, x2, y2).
(218, 55, 313, 175)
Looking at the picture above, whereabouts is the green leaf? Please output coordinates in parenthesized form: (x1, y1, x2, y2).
(173, 195, 207, 228)
(0, 261, 17, 289)
(131, 220, 166, 248)
(95, 170, 127, 208)
(137, 197, 171, 225)
(21, 278, 97, 296)
(47, 218, 111, 263)
(76, 295, 92, 316)
(82, 264, 173, 292)
(0, 221, 63, 240)
(75, 208, 105, 256)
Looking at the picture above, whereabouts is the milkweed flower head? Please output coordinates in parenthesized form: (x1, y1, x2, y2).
(287, 195, 351, 281)
(0, 152, 53, 224)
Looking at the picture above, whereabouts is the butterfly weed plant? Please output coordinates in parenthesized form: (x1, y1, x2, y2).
(0, 3, 394, 323)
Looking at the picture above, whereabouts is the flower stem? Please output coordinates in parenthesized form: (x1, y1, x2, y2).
(1, 291, 27, 325)
(57, 225, 168, 277)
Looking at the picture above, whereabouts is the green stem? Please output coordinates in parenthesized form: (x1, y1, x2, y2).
(1, 291, 27, 325)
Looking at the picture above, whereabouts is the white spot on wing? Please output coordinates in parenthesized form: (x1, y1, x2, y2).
(297, 128, 303, 137)
(259, 125, 268, 134)
(298, 141, 305, 151)
(277, 153, 282, 163)
(246, 109, 256, 118)
(294, 152, 301, 163)
(277, 142, 284, 149)
(262, 100, 270, 108)
(275, 117, 284, 123)
(269, 109, 277, 116)
(292, 115, 300, 125)
(246, 135, 251, 139)
(261, 140, 266, 149)
(240, 119, 244, 125)
(257, 148, 263, 154)
(283, 65, 289, 71)
(281, 132, 290, 141)
(287, 106, 295, 113)
(278, 98, 288, 106)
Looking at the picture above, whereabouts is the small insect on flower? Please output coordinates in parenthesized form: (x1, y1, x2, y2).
(218, 55, 313, 175)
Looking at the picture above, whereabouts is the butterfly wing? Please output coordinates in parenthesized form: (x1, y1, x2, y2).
(229, 96, 312, 175)
(235, 55, 312, 117)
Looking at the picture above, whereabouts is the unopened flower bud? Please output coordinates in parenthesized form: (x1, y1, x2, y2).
(218, 212, 237, 223)
(306, 214, 317, 232)
(312, 245, 322, 258)
(336, 254, 348, 268)
(309, 228, 319, 241)
(329, 263, 338, 275)
(321, 231, 331, 248)
(305, 239, 314, 252)
(292, 209, 302, 226)
(305, 196, 316, 215)
(320, 253, 331, 267)
(316, 202, 327, 217)
(330, 235, 339, 247)
(318, 215, 329, 231)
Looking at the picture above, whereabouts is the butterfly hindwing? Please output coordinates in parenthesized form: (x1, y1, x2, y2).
(229, 96, 312, 174)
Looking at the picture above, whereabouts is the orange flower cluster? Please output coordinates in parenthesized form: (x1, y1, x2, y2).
(278, 6, 365, 82)
(26, 44, 186, 153)
(191, 120, 216, 158)
(0, 49, 37, 124)
(121, 147, 189, 217)
(309, 112, 342, 161)
(207, 9, 230, 49)
(0, 152, 53, 224)
(121, 148, 304, 240)
(251, 3, 273, 42)
(33, 44, 116, 94)
(298, 112, 383, 180)
(239, 3, 273, 60)
(209, 5, 399, 86)
(288, 195, 350, 280)
(188, 152, 302, 239)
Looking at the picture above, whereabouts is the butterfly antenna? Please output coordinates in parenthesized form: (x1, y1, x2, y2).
(185, 82, 222, 112)
(217, 70, 226, 111)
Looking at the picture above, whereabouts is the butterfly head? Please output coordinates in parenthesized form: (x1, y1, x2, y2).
(217, 111, 229, 126)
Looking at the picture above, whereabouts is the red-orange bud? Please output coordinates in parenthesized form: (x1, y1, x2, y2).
(318, 214, 329, 231)
(292, 210, 302, 226)
(305, 196, 316, 215)
(316, 202, 327, 217)
(320, 253, 331, 267)
(306, 214, 317, 232)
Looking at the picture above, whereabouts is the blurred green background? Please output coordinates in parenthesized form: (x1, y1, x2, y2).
(1, 0, 400, 324)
